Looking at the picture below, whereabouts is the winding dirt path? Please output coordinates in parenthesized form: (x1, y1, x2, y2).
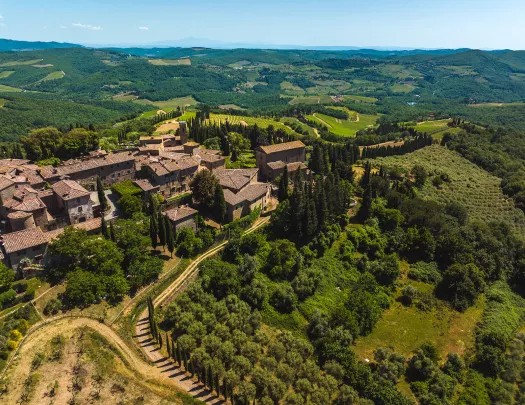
(4, 216, 272, 404)
(312, 113, 333, 128)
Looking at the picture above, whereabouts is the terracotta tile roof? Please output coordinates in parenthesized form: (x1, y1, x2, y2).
(45, 218, 102, 242)
(0, 159, 30, 166)
(164, 146, 185, 153)
(267, 161, 286, 170)
(164, 206, 198, 223)
(7, 211, 32, 219)
(2, 227, 48, 254)
(184, 142, 199, 147)
(44, 152, 135, 178)
(0, 175, 14, 190)
(52, 180, 90, 200)
(257, 140, 305, 155)
(140, 136, 163, 142)
(215, 168, 258, 192)
(224, 183, 270, 206)
(134, 179, 158, 192)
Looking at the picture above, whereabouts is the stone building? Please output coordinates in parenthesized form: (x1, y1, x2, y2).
(51, 180, 94, 225)
(163, 206, 198, 232)
(255, 141, 306, 179)
(223, 183, 271, 222)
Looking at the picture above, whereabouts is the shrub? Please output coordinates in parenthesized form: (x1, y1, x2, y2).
(7, 340, 17, 351)
(409, 262, 442, 284)
(270, 285, 298, 313)
(43, 298, 62, 316)
(0, 289, 17, 308)
(111, 180, 142, 197)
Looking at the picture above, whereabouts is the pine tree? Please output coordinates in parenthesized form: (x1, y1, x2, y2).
(109, 221, 116, 242)
(165, 216, 175, 257)
(97, 176, 108, 211)
(213, 184, 227, 224)
(149, 216, 158, 249)
(158, 212, 166, 250)
(101, 216, 109, 239)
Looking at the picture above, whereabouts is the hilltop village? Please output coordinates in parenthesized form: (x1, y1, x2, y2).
(0, 121, 306, 271)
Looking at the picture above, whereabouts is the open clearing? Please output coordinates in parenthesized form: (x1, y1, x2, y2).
(0, 84, 22, 92)
(0, 98, 8, 108)
(354, 280, 485, 360)
(391, 83, 416, 93)
(307, 111, 378, 137)
(470, 102, 525, 108)
(148, 58, 191, 66)
(134, 96, 198, 110)
(0, 71, 15, 79)
(371, 144, 525, 236)
(112, 93, 139, 101)
(219, 104, 246, 110)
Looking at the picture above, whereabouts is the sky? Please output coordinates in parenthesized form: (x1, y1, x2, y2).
(1, 0, 525, 49)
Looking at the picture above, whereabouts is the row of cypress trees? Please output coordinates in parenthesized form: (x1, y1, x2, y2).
(147, 194, 176, 257)
(147, 296, 242, 403)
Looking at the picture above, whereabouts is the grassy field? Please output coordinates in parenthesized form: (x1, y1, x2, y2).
(280, 81, 305, 94)
(354, 280, 485, 360)
(37, 71, 65, 83)
(439, 65, 478, 76)
(0, 71, 15, 79)
(134, 96, 198, 110)
(0, 59, 43, 67)
(391, 83, 415, 93)
(280, 116, 318, 136)
(0, 84, 22, 92)
(219, 104, 246, 110)
(410, 119, 452, 133)
(208, 113, 300, 135)
(0, 98, 8, 108)
(371, 145, 525, 236)
(148, 58, 191, 66)
(307, 111, 378, 137)
(470, 102, 525, 108)
(112, 93, 138, 102)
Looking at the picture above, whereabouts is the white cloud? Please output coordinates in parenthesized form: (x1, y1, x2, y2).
(138, 26, 149, 31)
(0, 16, 4, 20)
(60, 25, 67, 29)
(72, 23, 103, 31)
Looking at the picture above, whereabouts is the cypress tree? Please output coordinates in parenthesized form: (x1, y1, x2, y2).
(165, 216, 175, 257)
(149, 216, 158, 249)
(278, 165, 289, 202)
(96, 176, 108, 211)
(166, 334, 171, 357)
(216, 374, 220, 396)
(158, 212, 166, 250)
(183, 349, 188, 371)
(213, 184, 227, 224)
(177, 343, 182, 367)
(109, 221, 116, 242)
(101, 216, 109, 239)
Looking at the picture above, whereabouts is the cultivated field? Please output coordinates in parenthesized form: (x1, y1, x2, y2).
(288, 95, 332, 105)
(208, 113, 299, 135)
(148, 58, 191, 66)
(0, 98, 7, 108)
(371, 145, 525, 235)
(307, 111, 378, 137)
(391, 83, 415, 93)
(134, 96, 198, 110)
(343, 94, 378, 103)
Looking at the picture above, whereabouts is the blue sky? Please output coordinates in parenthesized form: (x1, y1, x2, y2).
(1, 0, 524, 49)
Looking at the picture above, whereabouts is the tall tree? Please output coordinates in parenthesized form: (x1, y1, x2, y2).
(101, 216, 109, 240)
(158, 212, 166, 250)
(97, 176, 108, 211)
(165, 216, 175, 257)
(278, 166, 289, 202)
(213, 184, 227, 224)
(149, 216, 158, 249)
(109, 221, 116, 242)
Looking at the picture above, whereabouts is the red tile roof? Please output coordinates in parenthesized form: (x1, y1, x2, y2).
(164, 206, 198, 223)
(52, 180, 90, 200)
(256, 141, 305, 155)
(2, 227, 48, 254)
(223, 183, 270, 206)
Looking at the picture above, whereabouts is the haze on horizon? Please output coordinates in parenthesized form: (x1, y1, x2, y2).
(1, 0, 524, 50)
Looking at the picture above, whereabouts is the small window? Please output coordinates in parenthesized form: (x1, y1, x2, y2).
(78, 206, 83, 213)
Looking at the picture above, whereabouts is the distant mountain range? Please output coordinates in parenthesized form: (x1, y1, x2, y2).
(0, 37, 516, 55)
(0, 38, 82, 52)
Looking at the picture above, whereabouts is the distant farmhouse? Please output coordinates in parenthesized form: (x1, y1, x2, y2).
(255, 140, 306, 180)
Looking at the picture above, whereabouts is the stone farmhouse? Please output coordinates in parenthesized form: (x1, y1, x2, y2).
(255, 140, 306, 180)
